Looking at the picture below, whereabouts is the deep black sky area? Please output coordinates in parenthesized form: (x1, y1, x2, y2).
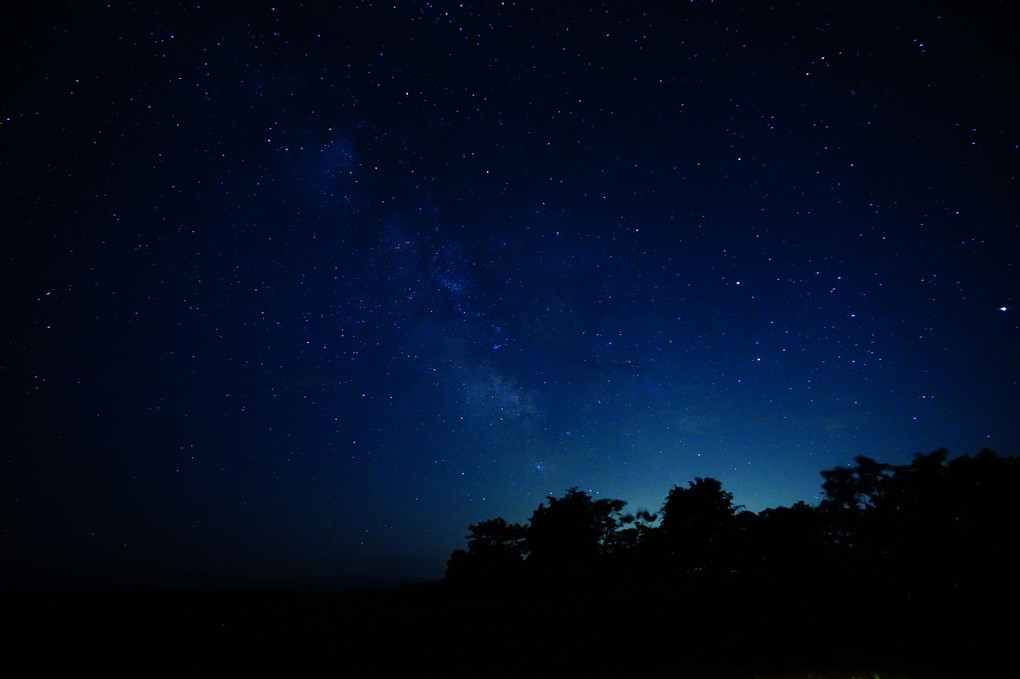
(2, 1, 1017, 588)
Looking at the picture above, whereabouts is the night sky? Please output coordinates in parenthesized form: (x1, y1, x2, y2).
(3, 1, 1017, 588)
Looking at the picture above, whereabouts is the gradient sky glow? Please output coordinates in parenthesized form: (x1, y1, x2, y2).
(3, 1, 1017, 587)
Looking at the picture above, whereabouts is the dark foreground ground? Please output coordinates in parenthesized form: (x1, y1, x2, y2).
(3, 580, 1009, 677)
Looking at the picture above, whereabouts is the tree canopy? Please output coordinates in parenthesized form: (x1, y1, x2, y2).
(446, 449, 1020, 599)
(440, 449, 1018, 676)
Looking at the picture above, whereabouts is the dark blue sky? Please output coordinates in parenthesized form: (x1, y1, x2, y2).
(3, 1, 1017, 587)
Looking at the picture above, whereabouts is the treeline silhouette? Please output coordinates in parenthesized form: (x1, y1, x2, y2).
(443, 449, 1019, 676)
(7, 450, 1016, 677)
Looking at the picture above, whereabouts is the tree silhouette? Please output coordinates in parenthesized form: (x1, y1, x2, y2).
(445, 517, 527, 584)
(656, 477, 741, 577)
(441, 449, 1018, 675)
(820, 455, 893, 512)
(616, 509, 658, 552)
(526, 487, 626, 578)
(817, 455, 897, 573)
(741, 500, 830, 591)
